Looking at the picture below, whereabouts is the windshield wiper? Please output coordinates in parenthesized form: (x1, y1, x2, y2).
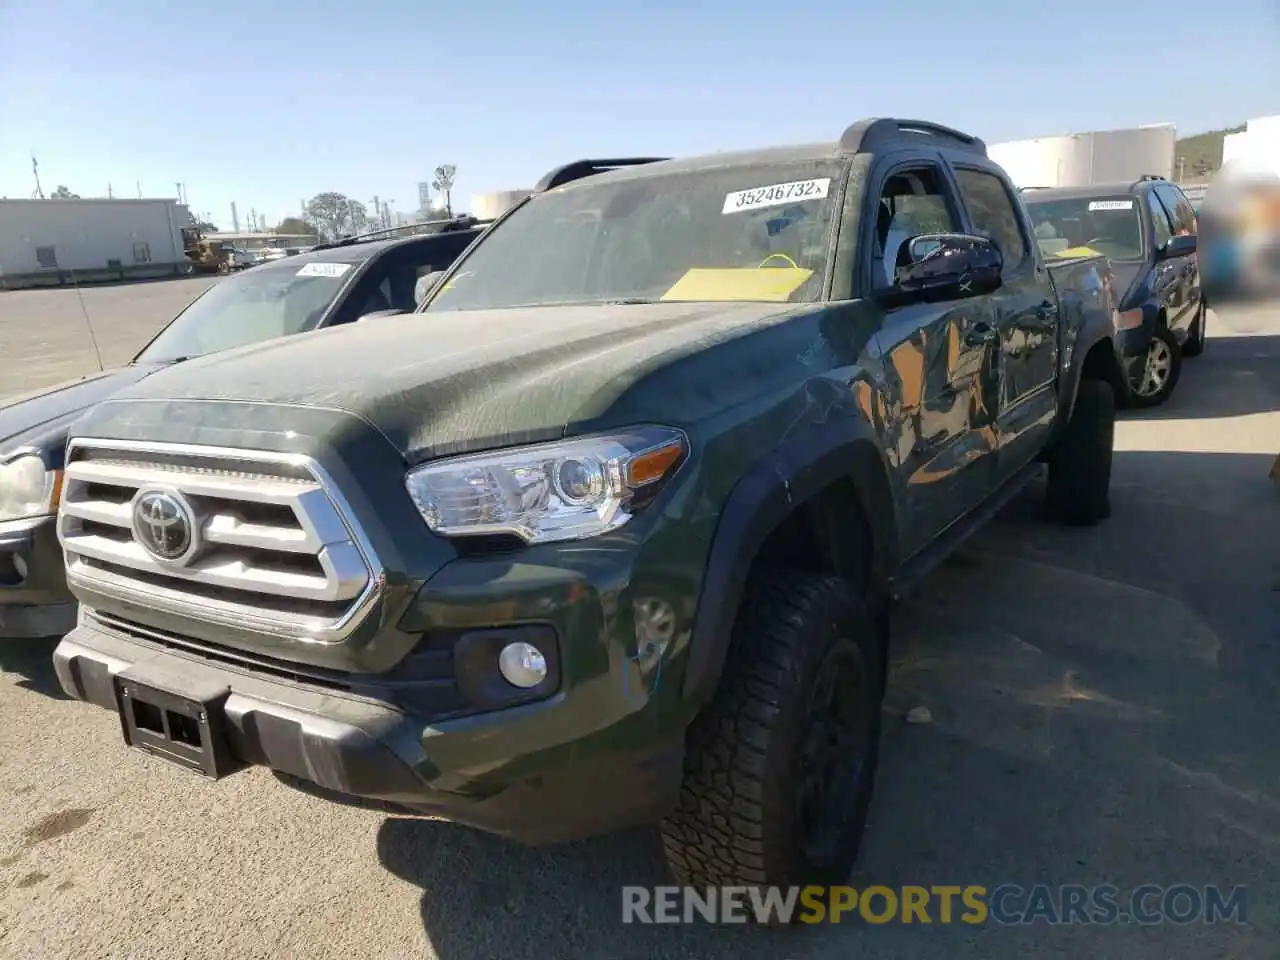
(132, 355, 193, 366)
(602, 298, 658, 305)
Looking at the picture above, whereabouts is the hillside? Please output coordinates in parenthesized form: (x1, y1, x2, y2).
(1174, 125, 1245, 181)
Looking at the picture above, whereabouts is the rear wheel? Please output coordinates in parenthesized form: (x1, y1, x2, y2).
(660, 572, 883, 896)
(1124, 327, 1182, 407)
(1047, 379, 1115, 526)
(1182, 303, 1207, 357)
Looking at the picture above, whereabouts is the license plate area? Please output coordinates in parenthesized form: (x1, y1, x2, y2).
(114, 671, 243, 779)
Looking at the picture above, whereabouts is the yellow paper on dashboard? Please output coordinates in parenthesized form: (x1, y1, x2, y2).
(1050, 246, 1103, 260)
(661, 267, 813, 302)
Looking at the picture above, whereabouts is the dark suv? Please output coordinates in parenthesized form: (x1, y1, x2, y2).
(1022, 176, 1203, 407)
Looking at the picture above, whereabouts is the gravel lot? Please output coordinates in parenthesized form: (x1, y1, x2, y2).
(1, 285, 1277, 959)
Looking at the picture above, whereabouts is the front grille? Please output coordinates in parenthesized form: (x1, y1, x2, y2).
(58, 439, 384, 643)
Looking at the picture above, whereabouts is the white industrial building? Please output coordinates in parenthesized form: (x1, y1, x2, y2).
(0, 198, 192, 290)
(1220, 115, 1280, 179)
(989, 125, 1176, 189)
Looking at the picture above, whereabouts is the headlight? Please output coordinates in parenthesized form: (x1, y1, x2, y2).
(0, 453, 61, 523)
(404, 427, 687, 544)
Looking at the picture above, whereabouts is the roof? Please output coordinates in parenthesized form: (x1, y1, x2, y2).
(1020, 181, 1154, 201)
(546, 143, 843, 192)
(0, 197, 182, 206)
(539, 118, 989, 193)
(260, 228, 482, 265)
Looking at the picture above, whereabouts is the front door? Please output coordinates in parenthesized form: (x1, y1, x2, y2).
(950, 165, 1060, 481)
(867, 159, 1000, 557)
(1154, 183, 1202, 335)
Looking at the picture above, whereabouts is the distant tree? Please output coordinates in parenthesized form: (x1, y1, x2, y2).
(275, 216, 316, 237)
(50, 185, 80, 199)
(195, 220, 219, 234)
(431, 165, 457, 216)
(347, 200, 369, 236)
(305, 192, 369, 240)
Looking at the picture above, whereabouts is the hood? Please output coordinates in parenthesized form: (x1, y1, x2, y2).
(99, 301, 816, 462)
(0, 365, 161, 457)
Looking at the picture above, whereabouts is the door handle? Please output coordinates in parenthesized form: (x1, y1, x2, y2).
(965, 323, 998, 347)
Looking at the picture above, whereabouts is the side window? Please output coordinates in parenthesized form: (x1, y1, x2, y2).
(872, 165, 962, 288)
(1147, 190, 1174, 247)
(1156, 184, 1197, 236)
(953, 168, 1028, 271)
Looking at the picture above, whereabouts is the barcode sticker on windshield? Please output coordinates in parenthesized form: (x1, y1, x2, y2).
(723, 178, 831, 214)
(297, 262, 352, 278)
(1088, 200, 1134, 211)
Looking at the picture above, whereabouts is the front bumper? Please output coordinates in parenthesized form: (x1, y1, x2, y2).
(54, 584, 689, 844)
(0, 515, 76, 639)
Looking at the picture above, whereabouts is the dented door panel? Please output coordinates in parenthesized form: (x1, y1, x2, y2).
(876, 297, 999, 557)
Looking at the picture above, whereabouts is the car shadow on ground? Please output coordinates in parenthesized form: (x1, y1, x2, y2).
(1121, 333, 1278, 421)
(0, 636, 70, 700)
(378, 449, 1279, 960)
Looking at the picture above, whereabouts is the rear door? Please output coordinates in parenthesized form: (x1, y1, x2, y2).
(865, 153, 1001, 557)
(948, 163, 1059, 482)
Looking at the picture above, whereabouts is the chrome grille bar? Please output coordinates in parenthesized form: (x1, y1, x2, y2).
(58, 438, 386, 644)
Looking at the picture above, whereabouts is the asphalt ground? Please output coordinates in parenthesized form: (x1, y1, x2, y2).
(0, 283, 1277, 959)
(0, 278, 216, 400)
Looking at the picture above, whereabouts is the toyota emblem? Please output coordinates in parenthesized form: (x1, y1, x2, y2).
(131, 489, 197, 563)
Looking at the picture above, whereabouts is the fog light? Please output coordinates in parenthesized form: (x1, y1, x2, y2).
(497, 641, 548, 688)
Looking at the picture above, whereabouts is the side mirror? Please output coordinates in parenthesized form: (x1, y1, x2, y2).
(357, 308, 407, 322)
(876, 233, 1003, 307)
(1158, 234, 1197, 260)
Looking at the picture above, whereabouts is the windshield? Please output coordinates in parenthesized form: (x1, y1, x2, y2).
(1024, 195, 1145, 261)
(426, 160, 846, 311)
(134, 259, 360, 363)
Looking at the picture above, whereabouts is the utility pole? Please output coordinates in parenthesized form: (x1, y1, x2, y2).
(30, 155, 44, 199)
(136, 181, 142, 199)
(1177, 155, 1186, 182)
(231, 202, 240, 232)
(107, 183, 114, 199)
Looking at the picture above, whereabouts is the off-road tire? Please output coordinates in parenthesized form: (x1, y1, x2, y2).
(1123, 326, 1182, 408)
(1047, 379, 1115, 526)
(660, 572, 884, 896)
(1182, 303, 1207, 357)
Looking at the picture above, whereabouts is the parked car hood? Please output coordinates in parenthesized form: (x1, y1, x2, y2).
(93, 301, 818, 463)
(0, 365, 161, 456)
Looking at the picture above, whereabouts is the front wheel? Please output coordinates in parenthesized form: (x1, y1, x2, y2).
(660, 573, 884, 895)
(1124, 326, 1182, 407)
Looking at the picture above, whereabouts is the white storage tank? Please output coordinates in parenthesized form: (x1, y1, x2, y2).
(990, 126, 1176, 188)
(472, 190, 531, 220)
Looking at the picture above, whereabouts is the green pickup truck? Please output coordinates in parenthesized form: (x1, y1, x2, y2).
(52, 117, 1124, 892)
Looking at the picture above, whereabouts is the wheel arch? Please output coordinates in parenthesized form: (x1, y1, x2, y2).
(680, 418, 898, 707)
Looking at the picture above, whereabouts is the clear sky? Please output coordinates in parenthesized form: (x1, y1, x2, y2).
(2, 0, 1276, 230)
